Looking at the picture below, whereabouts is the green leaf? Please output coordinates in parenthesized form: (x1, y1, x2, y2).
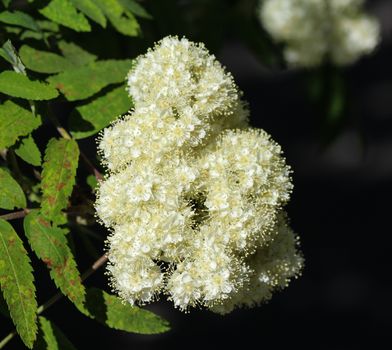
(19, 45, 74, 74)
(35, 316, 77, 350)
(70, 85, 132, 139)
(327, 73, 346, 125)
(39, 0, 91, 32)
(41, 138, 79, 224)
(3, 25, 21, 34)
(0, 168, 26, 210)
(109, 11, 139, 36)
(1, 0, 11, 8)
(0, 11, 40, 31)
(96, 0, 140, 36)
(70, 0, 106, 27)
(118, 0, 152, 19)
(95, 0, 123, 18)
(0, 100, 41, 149)
(0, 71, 59, 100)
(86, 174, 98, 191)
(15, 135, 42, 166)
(20, 30, 51, 41)
(86, 288, 170, 334)
(36, 20, 60, 32)
(24, 211, 87, 314)
(0, 219, 37, 348)
(58, 41, 97, 66)
(47, 59, 132, 101)
(0, 40, 26, 74)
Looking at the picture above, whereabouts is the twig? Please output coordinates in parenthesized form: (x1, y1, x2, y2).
(0, 332, 15, 349)
(81, 254, 108, 280)
(0, 209, 30, 221)
(80, 152, 104, 181)
(0, 254, 108, 349)
(56, 126, 71, 140)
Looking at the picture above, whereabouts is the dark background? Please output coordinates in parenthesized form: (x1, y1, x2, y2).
(3, 0, 392, 349)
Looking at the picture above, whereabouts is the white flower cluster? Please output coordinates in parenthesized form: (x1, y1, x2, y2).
(260, 0, 380, 67)
(96, 36, 303, 313)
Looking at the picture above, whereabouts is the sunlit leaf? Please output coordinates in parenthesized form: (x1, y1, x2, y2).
(118, 0, 152, 19)
(0, 100, 41, 149)
(0, 71, 59, 100)
(109, 11, 139, 36)
(41, 138, 79, 224)
(39, 0, 91, 32)
(70, 0, 106, 27)
(0, 11, 40, 31)
(36, 20, 60, 33)
(19, 45, 74, 74)
(58, 41, 97, 66)
(15, 134, 42, 166)
(70, 85, 132, 139)
(0, 219, 37, 348)
(96, 0, 140, 36)
(24, 211, 87, 314)
(47, 59, 132, 101)
(0, 168, 26, 210)
(0, 40, 26, 74)
(95, 0, 123, 18)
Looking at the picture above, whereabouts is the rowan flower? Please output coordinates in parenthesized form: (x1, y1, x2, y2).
(260, 0, 380, 67)
(96, 36, 302, 313)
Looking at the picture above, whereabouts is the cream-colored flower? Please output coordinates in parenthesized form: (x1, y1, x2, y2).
(96, 36, 302, 312)
(260, 0, 380, 67)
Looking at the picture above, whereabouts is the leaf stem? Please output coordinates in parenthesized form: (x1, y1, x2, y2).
(0, 254, 108, 349)
(80, 152, 104, 181)
(0, 209, 30, 221)
(0, 332, 15, 349)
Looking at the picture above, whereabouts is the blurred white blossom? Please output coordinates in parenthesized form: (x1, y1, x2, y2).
(260, 0, 380, 67)
(96, 36, 303, 313)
